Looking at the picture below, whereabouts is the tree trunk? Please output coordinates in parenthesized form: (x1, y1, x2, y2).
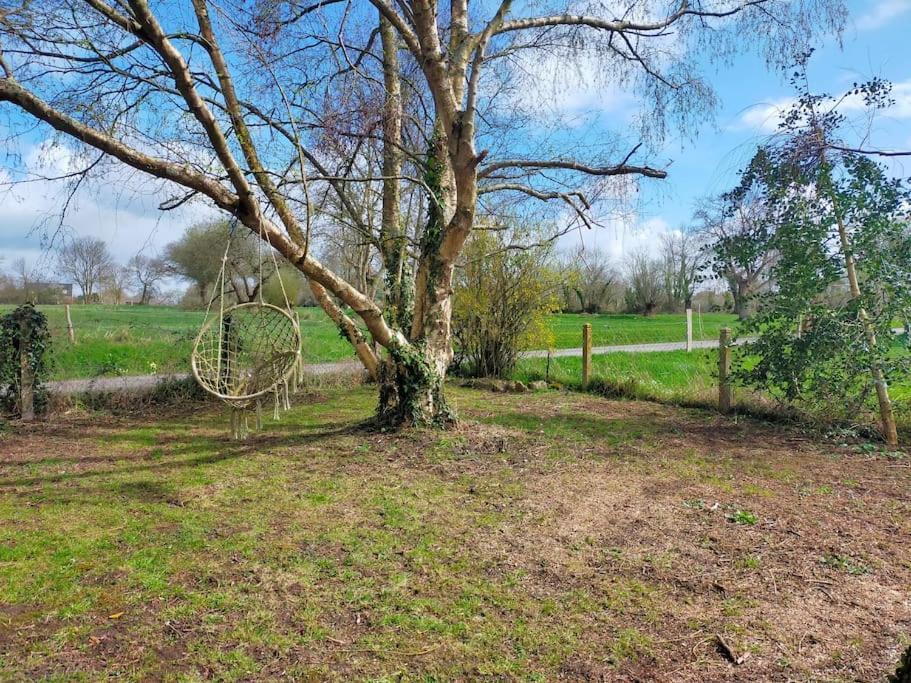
(375, 341, 454, 428)
(228, 276, 246, 303)
(374, 110, 470, 428)
(378, 13, 413, 332)
(735, 298, 749, 321)
(816, 136, 898, 446)
(574, 288, 586, 313)
(732, 281, 750, 320)
(835, 227, 897, 445)
(392, 247, 457, 427)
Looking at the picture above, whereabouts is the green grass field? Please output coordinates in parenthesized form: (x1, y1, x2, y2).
(2, 303, 901, 423)
(0, 305, 356, 380)
(546, 312, 738, 348)
(513, 342, 911, 432)
(513, 349, 717, 402)
(0, 306, 737, 381)
(2, 386, 908, 679)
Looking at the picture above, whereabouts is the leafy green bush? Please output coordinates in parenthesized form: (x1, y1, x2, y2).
(0, 303, 51, 416)
(262, 266, 302, 308)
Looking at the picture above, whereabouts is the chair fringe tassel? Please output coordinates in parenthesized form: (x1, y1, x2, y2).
(229, 377, 297, 441)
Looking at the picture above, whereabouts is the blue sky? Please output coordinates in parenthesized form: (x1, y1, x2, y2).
(624, 0, 911, 247)
(0, 0, 909, 284)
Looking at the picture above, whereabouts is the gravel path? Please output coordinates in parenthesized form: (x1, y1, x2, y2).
(44, 329, 906, 395)
(46, 360, 362, 395)
(522, 327, 904, 358)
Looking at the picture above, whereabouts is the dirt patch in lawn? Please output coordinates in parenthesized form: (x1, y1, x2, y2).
(0, 386, 909, 681)
(459, 390, 911, 680)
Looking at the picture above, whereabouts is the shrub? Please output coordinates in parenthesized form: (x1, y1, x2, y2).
(727, 72, 911, 440)
(452, 227, 561, 378)
(0, 303, 52, 417)
(261, 265, 302, 308)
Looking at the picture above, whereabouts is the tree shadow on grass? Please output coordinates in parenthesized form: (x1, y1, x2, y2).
(468, 404, 812, 461)
(112, 479, 178, 504)
(475, 410, 661, 444)
(0, 422, 360, 490)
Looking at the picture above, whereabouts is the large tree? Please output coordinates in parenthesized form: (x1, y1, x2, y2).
(164, 222, 234, 304)
(661, 229, 707, 310)
(56, 236, 114, 303)
(563, 246, 620, 314)
(697, 164, 778, 320)
(126, 253, 168, 305)
(732, 65, 911, 445)
(165, 219, 282, 305)
(0, 0, 843, 427)
(624, 251, 664, 316)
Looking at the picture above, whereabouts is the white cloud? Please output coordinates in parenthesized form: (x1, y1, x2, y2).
(507, 50, 635, 123)
(559, 212, 674, 261)
(888, 80, 911, 118)
(733, 80, 911, 133)
(731, 98, 795, 133)
(857, 0, 911, 30)
(0, 139, 216, 292)
(610, 216, 674, 260)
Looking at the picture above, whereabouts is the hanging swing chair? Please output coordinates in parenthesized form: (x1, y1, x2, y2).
(191, 219, 303, 439)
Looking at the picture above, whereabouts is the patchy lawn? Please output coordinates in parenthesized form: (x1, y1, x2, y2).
(1, 387, 909, 681)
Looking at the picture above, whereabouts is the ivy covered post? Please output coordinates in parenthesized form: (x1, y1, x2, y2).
(19, 315, 34, 421)
(0, 304, 51, 421)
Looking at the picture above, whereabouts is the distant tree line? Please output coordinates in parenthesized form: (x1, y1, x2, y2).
(0, 220, 318, 308)
(0, 239, 169, 306)
(557, 230, 739, 317)
(0, 209, 773, 320)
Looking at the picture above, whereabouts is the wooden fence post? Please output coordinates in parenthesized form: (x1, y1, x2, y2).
(65, 304, 76, 344)
(582, 323, 592, 389)
(685, 308, 693, 352)
(19, 317, 34, 422)
(718, 327, 732, 414)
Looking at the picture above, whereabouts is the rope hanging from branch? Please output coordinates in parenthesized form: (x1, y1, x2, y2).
(190, 216, 302, 439)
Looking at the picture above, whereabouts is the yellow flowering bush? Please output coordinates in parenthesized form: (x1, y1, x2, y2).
(452, 228, 561, 377)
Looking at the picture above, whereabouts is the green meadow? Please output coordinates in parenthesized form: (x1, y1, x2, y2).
(0, 305, 355, 380)
(0, 306, 737, 381)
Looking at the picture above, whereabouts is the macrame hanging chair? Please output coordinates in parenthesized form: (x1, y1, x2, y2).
(191, 218, 303, 439)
